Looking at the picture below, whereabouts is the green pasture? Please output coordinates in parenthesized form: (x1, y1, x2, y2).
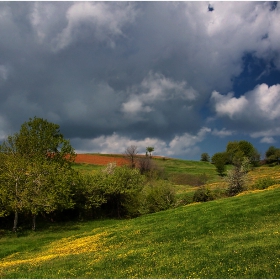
(1, 186, 280, 278)
(72, 155, 223, 178)
(72, 163, 103, 174)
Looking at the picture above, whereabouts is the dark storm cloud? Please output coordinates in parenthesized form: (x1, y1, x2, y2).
(0, 2, 280, 158)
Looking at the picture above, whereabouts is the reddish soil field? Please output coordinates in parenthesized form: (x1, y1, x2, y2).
(74, 154, 129, 166)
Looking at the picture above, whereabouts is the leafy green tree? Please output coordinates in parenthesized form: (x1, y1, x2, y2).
(24, 161, 77, 230)
(0, 117, 77, 231)
(200, 152, 210, 162)
(265, 146, 280, 165)
(146, 146, 154, 158)
(226, 141, 240, 163)
(238, 140, 255, 158)
(232, 149, 245, 168)
(72, 171, 108, 219)
(102, 165, 144, 218)
(13, 116, 76, 165)
(0, 153, 29, 231)
(211, 152, 227, 176)
(226, 140, 260, 166)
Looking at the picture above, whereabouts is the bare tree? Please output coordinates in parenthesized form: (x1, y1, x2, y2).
(124, 145, 138, 168)
(138, 156, 152, 175)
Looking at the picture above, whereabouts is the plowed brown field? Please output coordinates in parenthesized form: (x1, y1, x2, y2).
(75, 154, 129, 166)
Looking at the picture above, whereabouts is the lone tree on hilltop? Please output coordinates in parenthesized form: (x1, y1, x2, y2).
(146, 146, 154, 158)
(200, 152, 210, 162)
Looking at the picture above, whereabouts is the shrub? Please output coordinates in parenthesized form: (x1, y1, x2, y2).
(226, 166, 248, 196)
(175, 192, 195, 207)
(193, 186, 214, 202)
(139, 180, 176, 214)
(253, 177, 278, 190)
(138, 158, 167, 180)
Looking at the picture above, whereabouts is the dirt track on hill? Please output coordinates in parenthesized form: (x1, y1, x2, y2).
(74, 154, 129, 166)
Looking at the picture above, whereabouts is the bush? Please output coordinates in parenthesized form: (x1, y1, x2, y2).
(193, 186, 214, 202)
(175, 192, 195, 207)
(226, 167, 248, 196)
(139, 180, 176, 214)
(253, 177, 278, 190)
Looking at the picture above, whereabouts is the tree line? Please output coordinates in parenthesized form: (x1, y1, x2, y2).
(0, 117, 174, 231)
(201, 140, 280, 176)
(199, 140, 280, 198)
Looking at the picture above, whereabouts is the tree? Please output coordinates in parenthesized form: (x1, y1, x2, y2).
(0, 153, 29, 231)
(0, 117, 77, 231)
(71, 171, 107, 219)
(265, 146, 280, 165)
(102, 165, 144, 218)
(13, 116, 76, 165)
(211, 152, 227, 176)
(226, 140, 260, 166)
(226, 141, 240, 164)
(146, 147, 154, 158)
(138, 156, 153, 175)
(124, 145, 138, 168)
(24, 161, 77, 230)
(200, 153, 210, 162)
(226, 157, 249, 196)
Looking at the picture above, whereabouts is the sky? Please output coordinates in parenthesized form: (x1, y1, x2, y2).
(0, 1, 280, 160)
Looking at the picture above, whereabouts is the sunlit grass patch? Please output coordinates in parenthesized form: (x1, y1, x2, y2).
(0, 231, 108, 274)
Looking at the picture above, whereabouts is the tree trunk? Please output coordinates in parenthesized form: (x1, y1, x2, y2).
(32, 214, 36, 231)
(13, 210, 18, 232)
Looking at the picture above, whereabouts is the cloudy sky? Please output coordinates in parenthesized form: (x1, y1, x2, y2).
(0, 1, 280, 160)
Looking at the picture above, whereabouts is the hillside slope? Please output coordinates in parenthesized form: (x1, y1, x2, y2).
(1, 187, 280, 278)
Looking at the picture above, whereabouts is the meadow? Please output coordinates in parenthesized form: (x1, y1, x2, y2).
(1, 155, 280, 278)
(0, 186, 280, 278)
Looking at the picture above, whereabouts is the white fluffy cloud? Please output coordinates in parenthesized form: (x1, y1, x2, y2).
(168, 127, 211, 156)
(211, 91, 248, 119)
(74, 127, 211, 158)
(260, 136, 276, 144)
(122, 72, 197, 116)
(51, 2, 137, 51)
(211, 83, 280, 142)
(211, 83, 280, 121)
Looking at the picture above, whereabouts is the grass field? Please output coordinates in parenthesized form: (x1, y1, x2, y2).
(2, 156, 280, 278)
(72, 155, 225, 178)
(1, 186, 280, 278)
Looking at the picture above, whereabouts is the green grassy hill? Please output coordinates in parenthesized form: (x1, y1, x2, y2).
(2, 157, 280, 278)
(1, 186, 280, 278)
